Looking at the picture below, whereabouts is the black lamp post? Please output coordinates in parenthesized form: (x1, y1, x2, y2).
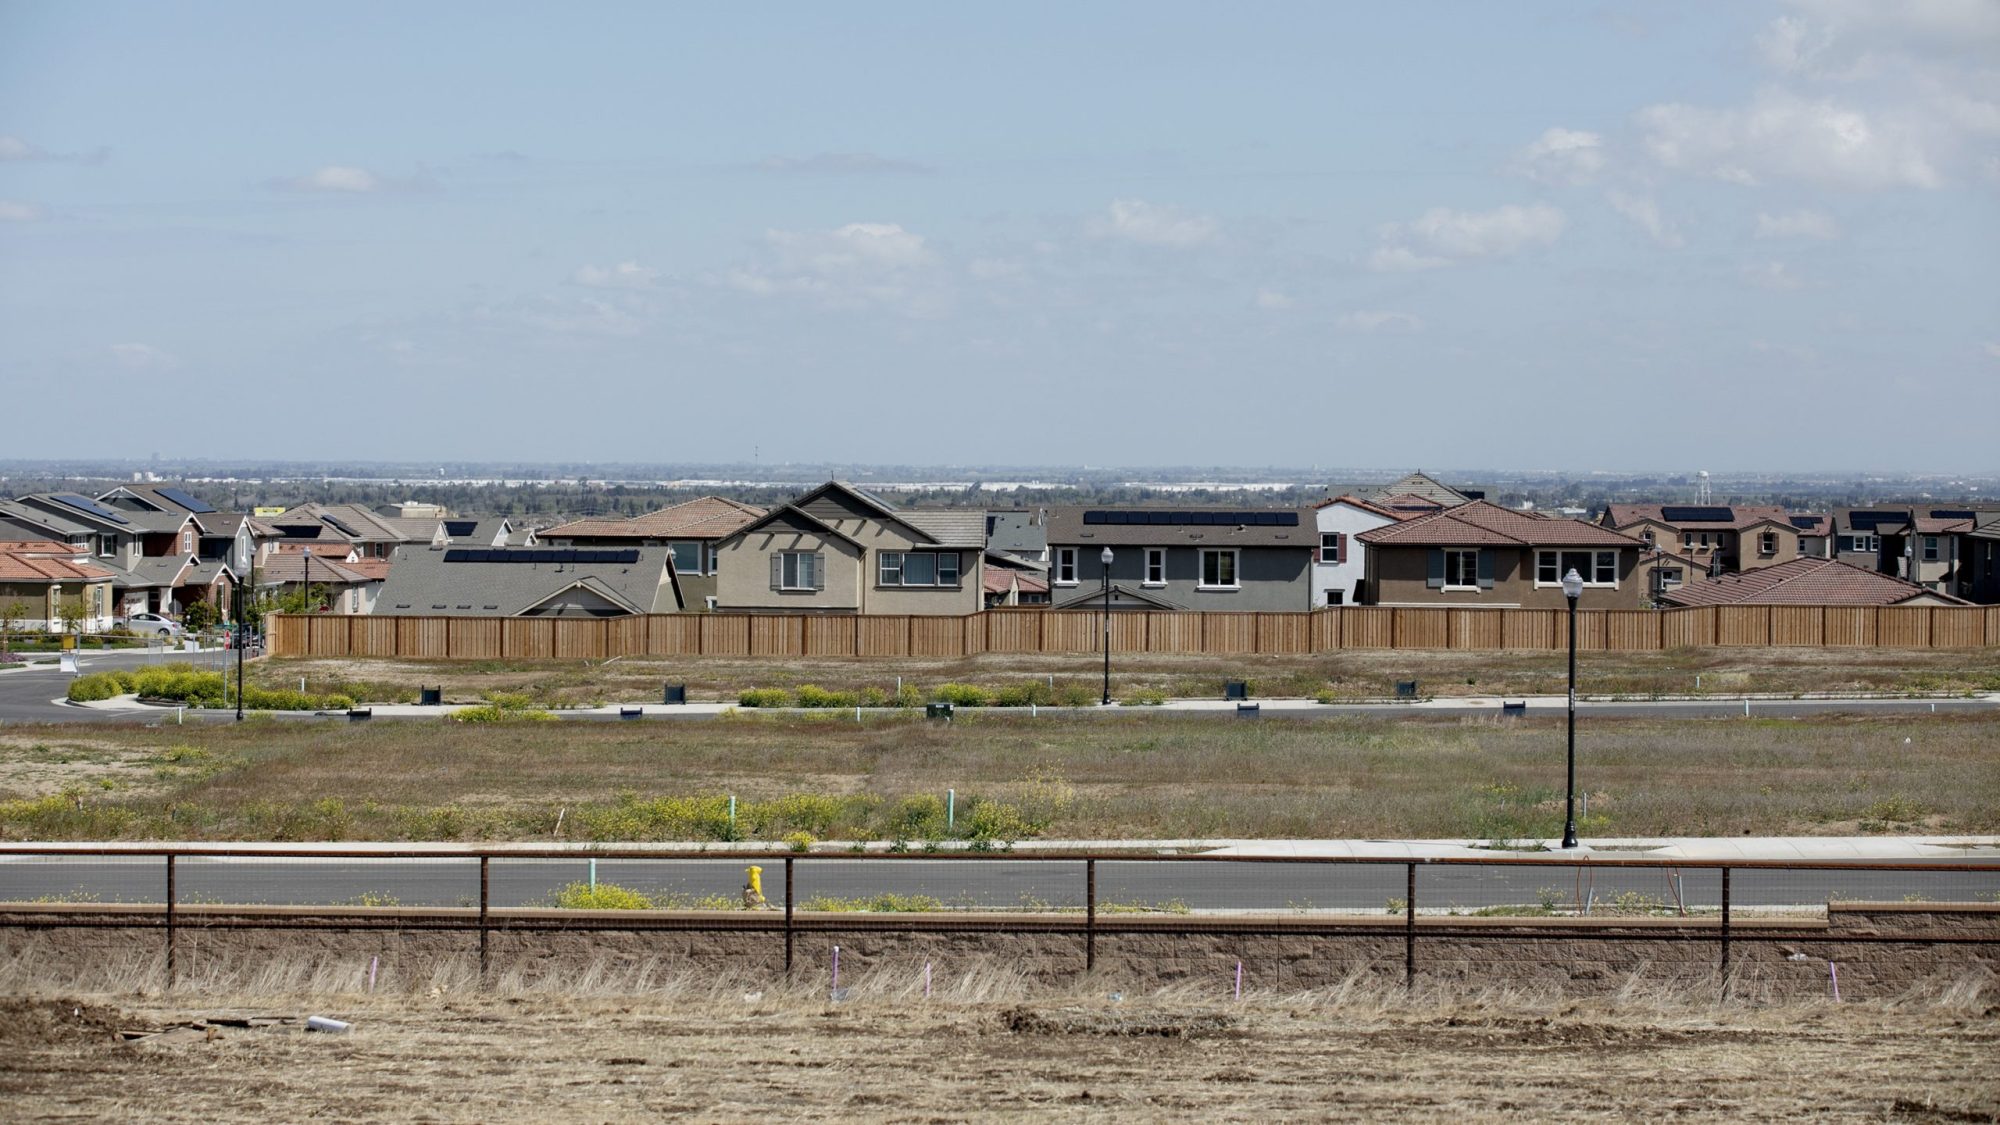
(302, 547, 313, 613)
(233, 582, 245, 723)
(1100, 546, 1114, 706)
(1561, 567, 1583, 849)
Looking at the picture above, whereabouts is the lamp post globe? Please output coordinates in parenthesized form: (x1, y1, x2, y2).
(1560, 567, 1583, 849)
(1100, 547, 1115, 706)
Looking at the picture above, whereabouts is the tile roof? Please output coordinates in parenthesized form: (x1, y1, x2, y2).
(1365, 472, 1470, 506)
(1658, 557, 1968, 607)
(541, 497, 767, 542)
(1313, 494, 1407, 520)
(0, 545, 118, 582)
(983, 566, 1050, 595)
(1359, 501, 1646, 549)
(1044, 506, 1317, 549)
(899, 510, 989, 548)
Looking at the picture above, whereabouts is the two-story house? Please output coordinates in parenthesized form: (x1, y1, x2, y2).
(1359, 501, 1648, 609)
(0, 493, 232, 620)
(1599, 504, 1800, 574)
(1042, 506, 1316, 612)
(712, 482, 985, 615)
(540, 496, 765, 611)
(1312, 495, 1402, 607)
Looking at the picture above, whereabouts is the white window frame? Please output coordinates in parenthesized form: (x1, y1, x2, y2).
(1143, 548, 1166, 586)
(97, 534, 115, 558)
(1319, 533, 1342, 564)
(1442, 548, 1480, 591)
(877, 550, 961, 588)
(1198, 548, 1240, 590)
(1535, 549, 1619, 588)
(779, 551, 816, 591)
(1758, 531, 1777, 555)
(1054, 547, 1078, 586)
(1922, 536, 1939, 562)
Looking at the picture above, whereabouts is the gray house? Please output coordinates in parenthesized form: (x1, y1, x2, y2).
(372, 545, 683, 617)
(1043, 506, 1316, 611)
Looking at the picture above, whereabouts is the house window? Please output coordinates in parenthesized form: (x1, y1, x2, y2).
(1144, 548, 1166, 586)
(1656, 567, 1684, 587)
(1639, 530, 1654, 546)
(1682, 532, 1695, 549)
(1922, 536, 1939, 562)
(1320, 533, 1345, 564)
(181, 529, 193, 554)
(877, 551, 960, 587)
(1199, 549, 1239, 589)
(1536, 550, 1619, 587)
(1324, 589, 1344, 606)
(670, 542, 701, 575)
(1054, 548, 1077, 585)
(1443, 549, 1479, 589)
(779, 551, 818, 591)
(97, 534, 115, 557)
(1759, 531, 1777, 555)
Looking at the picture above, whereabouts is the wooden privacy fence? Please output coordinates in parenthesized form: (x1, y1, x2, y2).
(267, 604, 2000, 660)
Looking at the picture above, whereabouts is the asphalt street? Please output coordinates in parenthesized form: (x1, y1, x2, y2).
(2, 855, 1991, 913)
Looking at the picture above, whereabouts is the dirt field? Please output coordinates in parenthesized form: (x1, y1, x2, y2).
(3, 982, 1995, 1122)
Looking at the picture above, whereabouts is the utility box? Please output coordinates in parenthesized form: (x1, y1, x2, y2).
(663, 683, 687, 705)
(419, 686, 442, 706)
(1223, 680, 1249, 701)
(925, 702, 954, 721)
(1395, 680, 1419, 699)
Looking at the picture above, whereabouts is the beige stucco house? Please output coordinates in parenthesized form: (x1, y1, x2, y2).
(713, 482, 986, 615)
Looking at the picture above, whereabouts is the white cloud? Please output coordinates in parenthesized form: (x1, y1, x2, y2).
(0, 135, 36, 161)
(1756, 208, 1840, 239)
(572, 261, 661, 289)
(1984, 341, 2000, 360)
(518, 297, 646, 338)
(0, 200, 46, 222)
(753, 152, 931, 175)
(1639, 88, 1942, 189)
(272, 165, 383, 193)
(1336, 310, 1423, 333)
(108, 343, 180, 371)
(1515, 128, 1607, 185)
(1254, 288, 1295, 310)
(1743, 260, 1805, 290)
(725, 221, 946, 316)
(1370, 203, 1566, 271)
(1604, 190, 1683, 247)
(0, 134, 107, 164)
(1091, 198, 1218, 247)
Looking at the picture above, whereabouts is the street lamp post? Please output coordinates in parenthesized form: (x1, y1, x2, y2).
(1100, 547, 1114, 706)
(1561, 567, 1584, 849)
(234, 582, 245, 723)
(302, 548, 313, 614)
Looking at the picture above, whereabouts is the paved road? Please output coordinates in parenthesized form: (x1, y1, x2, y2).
(3, 855, 1991, 913)
(0, 649, 237, 725)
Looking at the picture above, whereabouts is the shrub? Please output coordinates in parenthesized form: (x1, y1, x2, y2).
(800, 893, 947, 913)
(737, 688, 792, 708)
(932, 682, 992, 707)
(783, 830, 815, 853)
(481, 691, 536, 710)
(794, 684, 859, 708)
(451, 703, 557, 723)
(1120, 688, 1168, 706)
(67, 672, 130, 702)
(551, 880, 654, 910)
(887, 793, 948, 841)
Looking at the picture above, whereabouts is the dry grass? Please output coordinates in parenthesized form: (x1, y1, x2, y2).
(2, 952, 1995, 1122)
(3, 711, 1997, 842)
(254, 646, 2000, 708)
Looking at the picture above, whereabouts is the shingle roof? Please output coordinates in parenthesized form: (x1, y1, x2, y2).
(258, 553, 374, 585)
(1603, 504, 1795, 531)
(899, 510, 989, 548)
(1359, 501, 1645, 549)
(1044, 507, 1317, 549)
(372, 546, 680, 616)
(1314, 494, 1407, 520)
(1658, 557, 1968, 607)
(541, 497, 767, 542)
(1365, 472, 1470, 506)
(984, 510, 1048, 555)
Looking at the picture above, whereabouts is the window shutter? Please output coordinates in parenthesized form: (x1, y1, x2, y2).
(1427, 549, 1445, 589)
(1336, 533, 1347, 564)
(770, 554, 781, 591)
(813, 552, 825, 590)
(1476, 550, 1495, 589)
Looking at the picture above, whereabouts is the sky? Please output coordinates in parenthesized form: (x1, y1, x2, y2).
(2, 1, 1996, 472)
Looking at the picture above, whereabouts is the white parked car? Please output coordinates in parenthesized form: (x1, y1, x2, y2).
(124, 612, 184, 638)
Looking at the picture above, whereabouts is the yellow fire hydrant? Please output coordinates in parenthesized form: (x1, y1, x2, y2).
(742, 865, 767, 909)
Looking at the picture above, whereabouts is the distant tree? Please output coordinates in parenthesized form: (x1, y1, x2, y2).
(182, 599, 219, 632)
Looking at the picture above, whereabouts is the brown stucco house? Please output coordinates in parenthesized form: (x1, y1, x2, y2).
(711, 482, 985, 615)
(1357, 501, 1648, 609)
(1599, 504, 1802, 574)
(538, 496, 766, 611)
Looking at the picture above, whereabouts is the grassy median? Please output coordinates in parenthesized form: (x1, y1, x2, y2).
(1, 710, 1995, 842)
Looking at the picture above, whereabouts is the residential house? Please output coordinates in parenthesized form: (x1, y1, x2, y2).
(1789, 514, 1833, 559)
(1357, 501, 1649, 609)
(1831, 506, 2000, 598)
(372, 545, 683, 617)
(1599, 504, 1800, 574)
(1657, 557, 1969, 608)
(1364, 470, 1480, 508)
(259, 503, 423, 561)
(983, 553, 1051, 608)
(1311, 495, 1402, 607)
(984, 510, 1049, 567)
(0, 493, 232, 620)
(1963, 514, 2000, 605)
(1042, 506, 1316, 612)
(258, 545, 387, 615)
(0, 541, 118, 633)
(97, 484, 256, 576)
(1634, 547, 1706, 606)
(711, 482, 984, 615)
(540, 496, 766, 611)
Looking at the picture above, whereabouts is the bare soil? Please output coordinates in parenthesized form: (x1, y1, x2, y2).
(2, 990, 1994, 1122)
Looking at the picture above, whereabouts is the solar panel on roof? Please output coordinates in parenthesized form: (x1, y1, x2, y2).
(443, 549, 472, 562)
(1660, 506, 1734, 523)
(1789, 516, 1820, 529)
(51, 493, 130, 525)
(444, 520, 477, 536)
(1930, 510, 1976, 520)
(322, 516, 363, 537)
(1847, 511, 1899, 529)
(153, 486, 216, 514)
